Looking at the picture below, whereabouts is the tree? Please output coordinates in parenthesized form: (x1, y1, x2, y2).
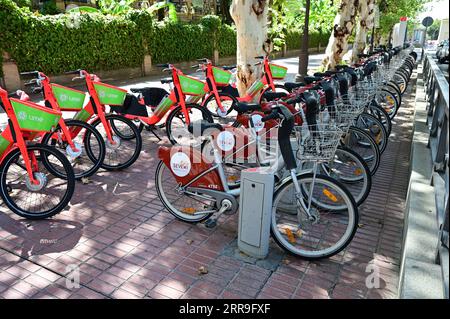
(351, 0, 375, 63)
(230, 0, 270, 97)
(377, 0, 426, 45)
(321, 0, 358, 70)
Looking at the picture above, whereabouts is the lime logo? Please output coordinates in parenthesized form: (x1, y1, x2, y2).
(99, 90, 106, 98)
(217, 131, 235, 152)
(170, 152, 191, 177)
(59, 94, 68, 102)
(18, 111, 27, 121)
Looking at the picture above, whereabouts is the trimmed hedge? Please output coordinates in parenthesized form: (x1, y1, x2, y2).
(286, 30, 331, 51)
(0, 0, 328, 78)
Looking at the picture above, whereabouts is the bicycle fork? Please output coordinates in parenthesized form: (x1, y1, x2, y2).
(289, 162, 319, 223)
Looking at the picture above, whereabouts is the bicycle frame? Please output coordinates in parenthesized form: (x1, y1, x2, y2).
(0, 88, 53, 184)
(24, 73, 81, 153)
(122, 65, 205, 127)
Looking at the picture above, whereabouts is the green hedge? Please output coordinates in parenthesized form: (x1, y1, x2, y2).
(286, 30, 331, 51)
(0, 0, 328, 78)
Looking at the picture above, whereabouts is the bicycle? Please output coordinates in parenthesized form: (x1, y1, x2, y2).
(19, 71, 106, 180)
(155, 103, 358, 259)
(112, 64, 213, 145)
(64, 69, 142, 170)
(0, 87, 75, 219)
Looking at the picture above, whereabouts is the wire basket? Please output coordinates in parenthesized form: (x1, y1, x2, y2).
(294, 123, 344, 162)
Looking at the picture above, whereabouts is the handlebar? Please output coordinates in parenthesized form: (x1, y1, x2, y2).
(20, 71, 39, 77)
(156, 64, 170, 68)
(254, 56, 264, 60)
(64, 69, 82, 75)
(24, 79, 38, 86)
(196, 58, 209, 63)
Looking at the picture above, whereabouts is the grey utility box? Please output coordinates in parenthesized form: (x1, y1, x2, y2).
(238, 166, 275, 259)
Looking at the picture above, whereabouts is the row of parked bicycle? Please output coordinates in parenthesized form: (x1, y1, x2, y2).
(0, 44, 416, 259)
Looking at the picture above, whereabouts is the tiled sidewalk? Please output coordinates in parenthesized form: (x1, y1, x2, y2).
(0, 76, 416, 299)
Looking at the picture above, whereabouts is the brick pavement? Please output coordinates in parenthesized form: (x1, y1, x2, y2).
(0, 74, 416, 299)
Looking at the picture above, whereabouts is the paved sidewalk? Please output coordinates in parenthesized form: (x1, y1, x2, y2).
(0, 69, 416, 300)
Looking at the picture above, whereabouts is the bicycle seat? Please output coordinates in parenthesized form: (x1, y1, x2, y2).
(262, 91, 287, 102)
(234, 102, 260, 114)
(160, 78, 173, 84)
(304, 76, 322, 84)
(187, 120, 223, 137)
(284, 82, 305, 91)
(222, 65, 236, 71)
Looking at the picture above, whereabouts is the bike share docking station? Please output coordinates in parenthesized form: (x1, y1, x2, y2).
(238, 166, 275, 259)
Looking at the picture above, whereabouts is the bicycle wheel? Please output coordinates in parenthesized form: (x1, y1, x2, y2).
(368, 103, 392, 136)
(375, 89, 399, 119)
(342, 126, 381, 175)
(0, 144, 75, 219)
(271, 173, 358, 260)
(166, 103, 214, 145)
(322, 146, 372, 206)
(155, 161, 215, 223)
(355, 113, 388, 154)
(41, 120, 106, 179)
(259, 84, 290, 104)
(385, 81, 402, 107)
(89, 114, 142, 170)
(203, 93, 238, 126)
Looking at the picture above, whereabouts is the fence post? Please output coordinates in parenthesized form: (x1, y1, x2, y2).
(1, 52, 21, 91)
(142, 42, 152, 76)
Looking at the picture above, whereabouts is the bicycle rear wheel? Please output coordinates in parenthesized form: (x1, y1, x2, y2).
(155, 161, 215, 223)
(89, 114, 142, 170)
(0, 144, 75, 219)
(41, 119, 106, 179)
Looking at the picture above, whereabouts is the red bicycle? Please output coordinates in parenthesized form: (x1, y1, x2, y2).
(19, 71, 106, 179)
(0, 87, 75, 219)
(113, 64, 213, 145)
(64, 69, 142, 170)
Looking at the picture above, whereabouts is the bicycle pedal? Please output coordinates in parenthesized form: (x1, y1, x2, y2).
(204, 218, 217, 228)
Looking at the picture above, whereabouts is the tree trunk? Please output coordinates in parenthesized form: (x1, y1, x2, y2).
(351, 0, 375, 63)
(321, 0, 359, 70)
(297, 0, 311, 82)
(230, 0, 270, 97)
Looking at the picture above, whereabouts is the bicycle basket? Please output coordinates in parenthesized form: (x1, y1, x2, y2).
(51, 84, 86, 111)
(179, 75, 206, 96)
(10, 99, 61, 132)
(212, 67, 232, 86)
(294, 124, 343, 162)
(269, 63, 288, 79)
(93, 82, 127, 106)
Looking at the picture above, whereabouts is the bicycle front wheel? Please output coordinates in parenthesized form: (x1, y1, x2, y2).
(0, 144, 75, 219)
(271, 173, 358, 260)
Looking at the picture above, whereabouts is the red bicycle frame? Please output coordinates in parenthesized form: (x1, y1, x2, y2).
(0, 87, 60, 184)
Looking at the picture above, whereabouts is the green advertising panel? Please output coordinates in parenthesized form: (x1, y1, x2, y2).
(0, 134, 12, 157)
(11, 99, 61, 132)
(51, 84, 86, 111)
(153, 95, 176, 118)
(269, 63, 288, 79)
(212, 67, 232, 86)
(179, 75, 206, 96)
(93, 82, 127, 106)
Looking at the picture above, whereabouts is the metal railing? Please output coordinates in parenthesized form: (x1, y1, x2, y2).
(422, 54, 449, 298)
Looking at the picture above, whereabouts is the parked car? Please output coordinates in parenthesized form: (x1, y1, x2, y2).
(436, 40, 449, 63)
